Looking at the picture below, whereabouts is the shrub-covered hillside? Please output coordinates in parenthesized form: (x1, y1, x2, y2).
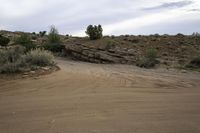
(1, 29, 200, 70)
(64, 34, 200, 68)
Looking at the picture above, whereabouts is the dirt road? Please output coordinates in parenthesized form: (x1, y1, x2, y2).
(0, 59, 200, 133)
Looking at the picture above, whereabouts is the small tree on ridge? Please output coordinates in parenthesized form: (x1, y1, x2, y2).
(85, 24, 103, 40)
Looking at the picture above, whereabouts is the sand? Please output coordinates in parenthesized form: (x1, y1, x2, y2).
(0, 58, 200, 133)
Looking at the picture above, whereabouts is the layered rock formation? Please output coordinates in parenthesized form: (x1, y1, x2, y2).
(65, 43, 137, 64)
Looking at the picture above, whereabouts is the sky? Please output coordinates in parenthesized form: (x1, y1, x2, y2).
(0, 0, 200, 36)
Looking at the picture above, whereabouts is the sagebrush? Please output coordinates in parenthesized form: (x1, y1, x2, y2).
(0, 35, 10, 47)
(0, 47, 55, 73)
(15, 34, 36, 51)
(24, 48, 54, 66)
(136, 48, 159, 68)
(0, 46, 25, 73)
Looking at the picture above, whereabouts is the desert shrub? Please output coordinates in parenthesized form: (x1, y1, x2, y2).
(136, 48, 159, 68)
(130, 39, 140, 43)
(111, 35, 115, 39)
(15, 34, 36, 51)
(85, 25, 103, 40)
(45, 26, 64, 52)
(0, 46, 25, 64)
(125, 35, 130, 37)
(105, 44, 112, 50)
(43, 43, 65, 53)
(0, 35, 10, 47)
(154, 34, 160, 37)
(192, 32, 200, 36)
(0, 46, 25, 73)
(146, 48, 158, 60)
(65, 34, 71, 39)
(104, 40, 118, 50)
(123, 38, 128, 41)
(48, 26, 60, 43)
(0, 61, 23, 73)
(192, 32, 200, 41)
(187, 56, 200, 68)
(176, 33, 184, 37)
(15, 34, 32, 44)
(0, 46, 55, 73)
(39, 31, 46, 37)
(24, 48, 54, 66)
(136, 58, 159, 68)
(31, 35, 37, 40)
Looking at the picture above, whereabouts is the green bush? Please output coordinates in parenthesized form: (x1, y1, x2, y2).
(130, 39, 140, 43)
(187, 56, 200, 68)
(31, 35, 37, 40)
(24, 48, 54, 67)
(85, 25, 103, 40)
(0, 35, 10, 47)
(39, 31, 46, 37)
(48, 26, 60, 43)
(136, 58, 159, 68)
(43, 43, 65, 52)
(145, 48, 158, 60)
(15, 34, 32, 44)
(136, 48, 159, 68)
(15, 34, 36, 51)
(176, 33, 184, 37)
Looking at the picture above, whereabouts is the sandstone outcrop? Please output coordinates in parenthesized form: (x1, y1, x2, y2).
(65, 43, 137, 64)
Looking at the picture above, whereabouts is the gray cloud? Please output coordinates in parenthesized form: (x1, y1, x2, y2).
(0, 0, 199, 36)
(143, 0, 193, 11)
(188, 9, 200, 12)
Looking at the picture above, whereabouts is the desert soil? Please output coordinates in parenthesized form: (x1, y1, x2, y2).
(0, 58, 200, 133)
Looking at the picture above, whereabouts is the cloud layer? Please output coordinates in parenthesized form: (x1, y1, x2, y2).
(142, 0, 193, 11)
(0, 0, 200, 36)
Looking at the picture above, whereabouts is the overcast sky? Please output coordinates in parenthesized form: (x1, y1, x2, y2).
(0, 0, 200, 36)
